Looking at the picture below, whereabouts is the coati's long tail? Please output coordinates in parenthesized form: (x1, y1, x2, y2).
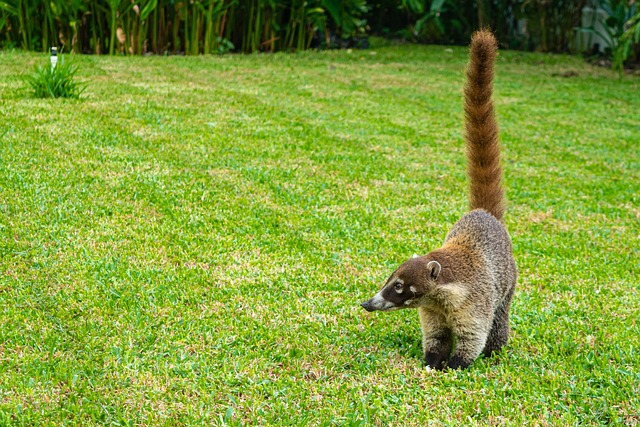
(464, 29, 505, 221)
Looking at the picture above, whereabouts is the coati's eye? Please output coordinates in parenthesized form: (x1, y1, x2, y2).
(394, 282, 402, 291)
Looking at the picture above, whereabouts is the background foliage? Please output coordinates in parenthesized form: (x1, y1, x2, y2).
(0, 0, 637, 59)
(367, 0, 588, 51)
(0, 0, 370, 54)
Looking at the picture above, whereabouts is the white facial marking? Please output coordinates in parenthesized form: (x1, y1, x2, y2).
(409, 286, 417, 294)
(368, 291, 396, 311)
(371, 292, 385, 305)
(391, 278, 404, 294)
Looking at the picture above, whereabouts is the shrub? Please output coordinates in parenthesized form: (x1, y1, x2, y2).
(23, 56, 85, 99)
(613, 9, 640, 71)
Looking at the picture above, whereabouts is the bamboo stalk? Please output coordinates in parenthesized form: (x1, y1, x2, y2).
(151, 7, 157, 53)
(204, 0, 214, 54)
(108, 0, 118, 55)
(18, 0, 29, 50)
(172, 4, 179, 53)
(0, 0, 353, 55)
(190, 0, 199, 55)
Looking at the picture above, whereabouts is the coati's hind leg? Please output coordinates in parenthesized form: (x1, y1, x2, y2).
(419, 308, 453, 370)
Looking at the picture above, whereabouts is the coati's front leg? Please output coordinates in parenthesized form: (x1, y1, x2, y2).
(419, 307, 453, 370)
(482, 303, 510, 357)
(447, 317, 492, 370)
(483, 285, 515, 357)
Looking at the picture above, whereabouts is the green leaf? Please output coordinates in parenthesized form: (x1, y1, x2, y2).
(402, 0, 424, 14)
(0, 1, 17, 14)
(322, 0, 342, 26)
(139, 0, 158, 21)
(430, 0, 446, 13)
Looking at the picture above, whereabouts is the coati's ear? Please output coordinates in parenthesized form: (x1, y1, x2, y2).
(426, 260, 441, 280)
(412, 253, 419, 259)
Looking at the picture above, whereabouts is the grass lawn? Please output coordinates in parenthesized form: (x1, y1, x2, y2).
(0, 42, 638, 426)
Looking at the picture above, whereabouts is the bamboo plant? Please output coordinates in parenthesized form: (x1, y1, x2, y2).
(0, 0, 367, 54)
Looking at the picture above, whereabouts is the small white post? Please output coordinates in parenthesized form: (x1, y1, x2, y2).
(50, 47, 58, 71)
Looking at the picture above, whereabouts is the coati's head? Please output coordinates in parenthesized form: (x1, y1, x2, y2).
(360, 255, 442, 312)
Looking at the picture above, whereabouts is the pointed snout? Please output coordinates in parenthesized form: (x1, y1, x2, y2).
(360, 292, 400, 312)
(360, 299, 376, 312)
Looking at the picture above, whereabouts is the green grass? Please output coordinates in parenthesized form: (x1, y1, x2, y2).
(0, 44, 638, 426)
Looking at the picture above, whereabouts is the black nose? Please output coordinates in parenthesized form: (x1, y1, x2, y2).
(360, 300, 375, 312)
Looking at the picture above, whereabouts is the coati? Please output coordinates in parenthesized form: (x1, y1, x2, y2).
(360, 30, 517, 370)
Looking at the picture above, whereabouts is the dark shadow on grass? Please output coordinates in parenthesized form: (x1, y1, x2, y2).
(379, 330, 512, 370)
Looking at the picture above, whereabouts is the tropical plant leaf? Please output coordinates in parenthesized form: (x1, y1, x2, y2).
(0, 1, 17, 15)
(430, 0, 446, 13)
(322, 0, 341, 27)
(140, 0, 158, 20)
(401, 0, 424, 14)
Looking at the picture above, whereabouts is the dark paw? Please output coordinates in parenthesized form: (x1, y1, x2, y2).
(482, 346, 503, 358)
(425, 352, 448, 371)
(446, 355, 472, 370)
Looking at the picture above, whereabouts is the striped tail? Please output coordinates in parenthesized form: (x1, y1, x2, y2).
(464, 29, 505, 221)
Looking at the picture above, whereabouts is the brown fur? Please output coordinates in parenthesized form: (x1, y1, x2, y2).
(464, 30, 504, 220)
(360, 30, 517, 370)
